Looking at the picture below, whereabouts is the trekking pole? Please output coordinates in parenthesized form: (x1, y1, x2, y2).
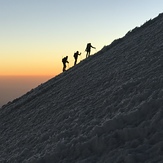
(94, 48, 97, 55)
(80, 52, 82, 61)
(83, 51, 86, 59)
(95, 49, 97, 54)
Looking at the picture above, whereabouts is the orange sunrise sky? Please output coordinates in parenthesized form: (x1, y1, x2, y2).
(1, 0, 163, 107)
(1, 0, 163, 76)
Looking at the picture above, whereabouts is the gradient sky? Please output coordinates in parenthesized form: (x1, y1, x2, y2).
(1, 0, 163, 76)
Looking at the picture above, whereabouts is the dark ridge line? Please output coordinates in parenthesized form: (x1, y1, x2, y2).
(96, 12, 163, 56)
(1, 12, 162, 114)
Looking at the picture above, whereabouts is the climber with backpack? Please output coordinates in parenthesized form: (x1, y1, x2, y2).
(85, 43, 96, 58)
(62, 56, 69, 72)
(73, 51, 81, 65)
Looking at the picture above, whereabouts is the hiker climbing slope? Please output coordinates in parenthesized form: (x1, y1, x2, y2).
(85, 43, 96, 58)
(62, 56, 69, 72)
(73, 51, 81, 65)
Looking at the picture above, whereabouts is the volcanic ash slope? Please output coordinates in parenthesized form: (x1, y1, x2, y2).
(0, 13, 163, 163)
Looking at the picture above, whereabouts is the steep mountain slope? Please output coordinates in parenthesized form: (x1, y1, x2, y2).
(0, 13, 163, 163)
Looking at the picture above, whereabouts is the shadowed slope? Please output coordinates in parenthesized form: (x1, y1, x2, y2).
(0, 13, 163, 163)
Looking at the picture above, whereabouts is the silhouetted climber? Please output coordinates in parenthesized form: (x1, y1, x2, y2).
(62, 56, 69, 72)
(85, 43, 96, 58)
(73, 51, 81, 65)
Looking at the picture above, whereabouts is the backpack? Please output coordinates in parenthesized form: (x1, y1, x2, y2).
(74, 52, 77, 58)
(86, 43, 91, 51)
(62, 57, 67, 63)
